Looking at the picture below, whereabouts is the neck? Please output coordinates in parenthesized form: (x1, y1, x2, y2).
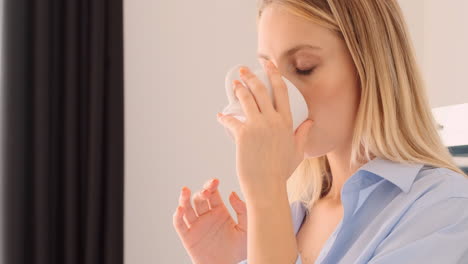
(324, 142, 372, 203)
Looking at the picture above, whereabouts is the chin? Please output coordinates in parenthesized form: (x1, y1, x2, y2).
(303, 149, 327, 159)
(303, 142, 337, 159)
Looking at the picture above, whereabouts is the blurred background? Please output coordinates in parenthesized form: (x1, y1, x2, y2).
(123, 0, 468, 263)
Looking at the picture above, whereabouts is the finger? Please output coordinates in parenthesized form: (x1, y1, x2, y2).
(179, 187, 198, 225)
(202, 178, 219, 190)
(233, 80, 261, 119)
(173, 205, 189, 235)
(263, 60, 291, 118)
(193, 190, 210, 216)
(239, 66, 275, 115)
(229, 191, 247, 232)
(201, 178, 224, 208)
(294, 119, 314, 154)
(217, 113, 244, 141)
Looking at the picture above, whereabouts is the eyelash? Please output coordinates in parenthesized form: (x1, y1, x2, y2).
(295, 67, 315, 76)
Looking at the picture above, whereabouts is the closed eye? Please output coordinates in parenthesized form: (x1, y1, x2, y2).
(296, 67, 315, 76)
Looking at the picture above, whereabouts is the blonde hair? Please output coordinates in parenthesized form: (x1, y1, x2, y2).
(256, 0, 468, 211)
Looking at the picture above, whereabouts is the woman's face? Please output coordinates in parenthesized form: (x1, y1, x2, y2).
(257, 4, 361, 158)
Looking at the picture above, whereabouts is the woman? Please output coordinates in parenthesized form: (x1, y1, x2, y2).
(173, 1, 468, 263)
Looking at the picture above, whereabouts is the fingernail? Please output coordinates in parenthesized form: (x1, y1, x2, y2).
(239, 67, 249, 76)
(202, 189, 209, 196)
(266, 60, 276, 73)
(262, 60, 271, 72)
(232, 192, 239, 200)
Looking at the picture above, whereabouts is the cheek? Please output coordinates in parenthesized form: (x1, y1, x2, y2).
(301, 77, 360, 157)
(301, 72, 360, 135)
(303, 68, 360, 114)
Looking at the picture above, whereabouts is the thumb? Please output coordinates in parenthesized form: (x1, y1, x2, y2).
(294, 119, 314, 150)
(229, 191, 247, 232)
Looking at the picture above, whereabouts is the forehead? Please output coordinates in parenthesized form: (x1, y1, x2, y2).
(257, 4, 336, 54)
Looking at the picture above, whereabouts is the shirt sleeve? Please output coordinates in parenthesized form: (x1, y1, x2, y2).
(237, 253, 302, 264)
(367, 197, 468, 264)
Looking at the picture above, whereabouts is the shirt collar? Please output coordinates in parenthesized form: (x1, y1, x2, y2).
(292, 157, 425, 235)
(357, 156, 425, 193)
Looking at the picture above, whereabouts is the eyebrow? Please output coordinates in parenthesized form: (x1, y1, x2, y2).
(257, 44, 321, 60)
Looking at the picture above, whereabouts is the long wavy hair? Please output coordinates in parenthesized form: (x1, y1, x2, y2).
(256, 0, 468, 211)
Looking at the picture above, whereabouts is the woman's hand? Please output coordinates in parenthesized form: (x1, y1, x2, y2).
(216, 60, 314, 203)
(173, 178, 248, 264)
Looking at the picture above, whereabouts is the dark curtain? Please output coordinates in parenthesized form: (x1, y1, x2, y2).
(1, 0, 124, 263)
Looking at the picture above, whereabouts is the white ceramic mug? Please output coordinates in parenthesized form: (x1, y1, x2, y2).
(221, 64, 309, 140)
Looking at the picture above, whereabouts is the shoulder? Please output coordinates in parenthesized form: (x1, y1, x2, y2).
(364, 165, 468, 263)
(412, 166, 468, 200)
(400, 166, 468, 218)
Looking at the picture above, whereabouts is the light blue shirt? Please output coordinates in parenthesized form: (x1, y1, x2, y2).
(238, 156, 468, 264)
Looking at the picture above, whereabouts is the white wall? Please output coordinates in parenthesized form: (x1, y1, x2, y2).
(400, 1, 468, 107)
(124, 1, 468, 263)
(422, 1, 468, 107)
(398, 1, 425, 70)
